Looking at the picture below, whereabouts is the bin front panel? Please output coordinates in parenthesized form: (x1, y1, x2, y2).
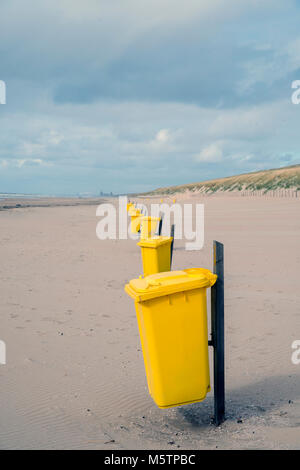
(135, 288, 210, 408)
(157, 244, 171, 275)
(130, 215, 141, 233)
(140, 217, 160, 239)
(140, 241, 171, 277)
(128, 207, 136, 216)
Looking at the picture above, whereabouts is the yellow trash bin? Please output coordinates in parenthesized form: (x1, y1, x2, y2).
(140, 216, 161, 239)
(130, 209, 142, 233)
(137, 236, 172, 276)
(128, 204, 137, 216)
(127, 202, 134, 212)
(125, 268, 217, 408)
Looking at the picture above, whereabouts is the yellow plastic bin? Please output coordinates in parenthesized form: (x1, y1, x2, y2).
(130, 209, 142, 233)
(128, 205, 137, 216)
(125, 268, 217, 408)
(140, 216, 161, 239)
(127, 202, 134, 212)
(137, 236, 172, 276)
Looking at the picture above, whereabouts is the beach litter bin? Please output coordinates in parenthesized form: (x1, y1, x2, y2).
(137, 236, 172, 276)
(130, 209, 142, 233)
(128, 204, 137, 216)
(140, 216, 161, 239)
(124, 268, 217, 408)
(127, 202, 134, 212)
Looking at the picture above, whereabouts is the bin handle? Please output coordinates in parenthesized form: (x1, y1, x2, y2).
(146, 279, 162, 288)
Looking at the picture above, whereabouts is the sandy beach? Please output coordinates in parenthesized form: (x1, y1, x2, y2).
(0, 197, 105, 211)
(0, 196, 299, 449)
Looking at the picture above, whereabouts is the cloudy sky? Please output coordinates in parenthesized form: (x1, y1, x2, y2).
(0, 0, 300, 195)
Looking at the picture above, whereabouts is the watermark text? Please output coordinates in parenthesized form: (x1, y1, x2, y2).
(96, 196, 204, 250)
(291, 340, 300, 365)
(0, 80, 6, 104)
(291, 80, 300, 104)
(0, 340, 6, 365)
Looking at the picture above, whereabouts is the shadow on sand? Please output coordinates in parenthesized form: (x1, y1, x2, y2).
(176, 374, 300, 428)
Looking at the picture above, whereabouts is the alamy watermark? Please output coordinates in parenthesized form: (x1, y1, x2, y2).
(291, 340, 300, 365)
(0, 340, 6, 365)
(96, 196, 204, 250)
(0, 80, 6, 104)
(291, 80, 300, 104)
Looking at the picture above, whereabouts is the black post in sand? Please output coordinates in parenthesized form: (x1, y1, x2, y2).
(170, 224, 175, 267)
(157, 217, 163, 236)
(210, 240, 225, 426)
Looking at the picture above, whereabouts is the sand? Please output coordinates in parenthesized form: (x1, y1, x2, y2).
(0, 196, 299, 449)
(0, 197, 105, 211)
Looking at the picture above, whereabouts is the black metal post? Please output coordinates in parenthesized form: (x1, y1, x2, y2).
(157, 216, 163, 236)
(170, 224, 175, 267)
(210, 240, 225, 425)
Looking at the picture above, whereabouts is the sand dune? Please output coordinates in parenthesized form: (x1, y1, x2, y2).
(142, 163, 300, 196)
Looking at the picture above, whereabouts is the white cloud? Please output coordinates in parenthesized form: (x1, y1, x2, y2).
(208, 100, 294, 140)
(16, 159, 52, 168)
(195, 143, 223, 163)
(21, 142, 45, 157)
(47, 130, 64, 146)
(155, 129, 170, 143)
(237, 35, 300, 95)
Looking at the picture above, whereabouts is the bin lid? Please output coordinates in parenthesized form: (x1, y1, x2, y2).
(125, 268, 217, 302)
(137, 236, 172, 248)
(130, 209, 141, 216)
(141, 216, 161, 221)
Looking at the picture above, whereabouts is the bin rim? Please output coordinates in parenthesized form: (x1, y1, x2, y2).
(124, 268, 217, 302)
(137, 236, 172, 248)
(141, 216, 161, 221)
(130, 210, 141, 217)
